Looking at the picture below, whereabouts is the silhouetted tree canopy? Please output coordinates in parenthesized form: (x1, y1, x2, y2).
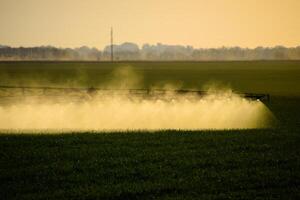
(1, 43, 299, 61)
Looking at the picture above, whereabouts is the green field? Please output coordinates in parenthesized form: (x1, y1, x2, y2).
(1, 61, 300, 199)
(0, 61, 300, 96)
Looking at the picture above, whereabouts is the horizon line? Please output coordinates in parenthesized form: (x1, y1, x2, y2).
(1, 43, 300, 51)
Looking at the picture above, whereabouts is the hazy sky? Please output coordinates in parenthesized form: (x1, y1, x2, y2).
(0, 0, 299, 49)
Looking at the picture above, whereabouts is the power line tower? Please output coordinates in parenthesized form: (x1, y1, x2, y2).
(110, 27, 114, 62)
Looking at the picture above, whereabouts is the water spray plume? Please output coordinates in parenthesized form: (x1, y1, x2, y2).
(0, 66, 275, 132)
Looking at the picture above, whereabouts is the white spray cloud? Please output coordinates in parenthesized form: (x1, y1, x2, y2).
(0, 66, 275, 131)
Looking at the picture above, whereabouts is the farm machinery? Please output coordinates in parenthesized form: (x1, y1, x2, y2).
(0, 85, 270, 102)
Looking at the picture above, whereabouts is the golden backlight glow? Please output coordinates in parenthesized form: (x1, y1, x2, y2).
(0, 67, 275, 131)
(0, 94, 274, 131)
(0, 0, 299, 48)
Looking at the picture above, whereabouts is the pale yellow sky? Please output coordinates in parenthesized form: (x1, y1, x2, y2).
(0, 0, 299, 49)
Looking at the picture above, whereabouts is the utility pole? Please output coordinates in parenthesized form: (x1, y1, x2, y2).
(30, 47, 33, 60)
(111, 27, 114, 62)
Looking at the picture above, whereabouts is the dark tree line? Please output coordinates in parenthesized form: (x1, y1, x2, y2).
(1, 43, 300, 61)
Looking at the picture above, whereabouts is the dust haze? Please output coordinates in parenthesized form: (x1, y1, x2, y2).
(0, 66, 275, 131)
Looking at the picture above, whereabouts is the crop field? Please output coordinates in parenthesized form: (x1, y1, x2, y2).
(0, 61, 300, 95)
(0, 61, 300, 199)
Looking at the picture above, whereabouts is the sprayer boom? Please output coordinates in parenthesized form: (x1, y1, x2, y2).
(0, 85, 270, 102)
